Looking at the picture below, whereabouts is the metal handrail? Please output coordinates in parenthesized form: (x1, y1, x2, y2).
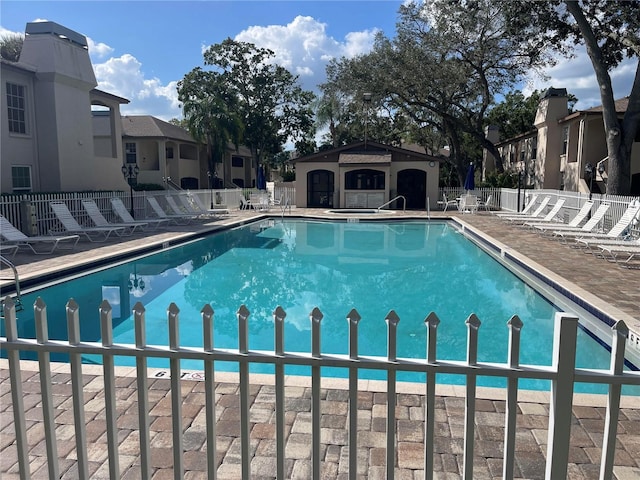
(0, 255, 23, 315)
(377, 195, 406, 212)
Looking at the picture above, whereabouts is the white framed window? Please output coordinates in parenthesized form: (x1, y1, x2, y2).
(125, 142, 137, 163)
(6, 82, 27, 134)
(11, 165, 32, 193)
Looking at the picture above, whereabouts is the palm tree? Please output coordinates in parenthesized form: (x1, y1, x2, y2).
(180, 75, 243, 187)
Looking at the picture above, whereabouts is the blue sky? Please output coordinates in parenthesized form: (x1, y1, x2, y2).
(1, 1, 636, 122)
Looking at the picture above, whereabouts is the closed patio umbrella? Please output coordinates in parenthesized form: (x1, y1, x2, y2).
(464, 163, 475, 192)
(257, 164, 266, 190)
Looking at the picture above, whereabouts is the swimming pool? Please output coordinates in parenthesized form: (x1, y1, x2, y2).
(5, 219, 638, 394)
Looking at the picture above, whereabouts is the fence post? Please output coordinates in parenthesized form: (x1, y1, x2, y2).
(99, 300, 119, 480)
(168, 303, 184, 480)
(424, 312, 440, 480)
(347, 308, 361, 480)
(133, 302, 152, 478)
(273, 306, 287, 480)
(386, 310, 400, 480)
(201, 304, 217, 480)
(503, 315, 523, 480)
(545, 313, 578, 479)
(463, 314, 481, 480)
(237, 304, 251, 480)
(310, 307, 323, 480)
(599, 321, 627, 480)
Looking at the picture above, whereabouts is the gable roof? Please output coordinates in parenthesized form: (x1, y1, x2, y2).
(559, 96, 630, 124)
(292, 141, 440, 163)
(122, 115, 196, 143)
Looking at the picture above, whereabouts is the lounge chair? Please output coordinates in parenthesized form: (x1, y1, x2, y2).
(495, 194, 539, 217)
(478, 194, 494, 212)
(82, 199, 147, 236)
(0, 243, 19, 258)
(1, 214, 80, 254)
(521, 198, 566, 227)
(597, 241, 640, 268)
(189, 194, 230, 217)
(110, 197, 170, 231)
(49, 202, 125, 242)
(499, 196, 551, 223)
(554, 202, 640, 244)
(165, 195, 205, 220)
(441, 193, 458, 212)
(458, 194, 478, 214)
(146, 196, 196, 225)
(528, 200, 594, 232)
(540, 203, 610, 236)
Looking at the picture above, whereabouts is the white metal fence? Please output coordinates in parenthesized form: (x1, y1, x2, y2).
(1, 297, 638, 480)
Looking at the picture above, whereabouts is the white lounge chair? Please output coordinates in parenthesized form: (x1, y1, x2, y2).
(82, 199, 147, 236)
(542, 203, 610, 236)
(521, 198, 566, 227)
(597, 241, 640, 268)
(529, 200, 594, 232)
(495, 194, 539, 217)
(500, 196, 551, 223)
(1, 214, 80, 254)
(146, 196, 196, 225)
(180, 194, 230, 218)
(110, 197, 170, 231)
(555, 202, 640, 244)
(441, 193, 458, 212)
(0, 243, 19, 258)
(49, 202, 125, 242)
(164, 195, 204, 220)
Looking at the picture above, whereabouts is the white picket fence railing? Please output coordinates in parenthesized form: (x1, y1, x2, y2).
(2, 297, 639, 480)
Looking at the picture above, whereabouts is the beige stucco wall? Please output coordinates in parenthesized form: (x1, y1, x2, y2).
(293, 159, 439, 210)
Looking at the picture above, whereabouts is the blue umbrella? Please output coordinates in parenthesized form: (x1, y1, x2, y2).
(464, 163, 475, 192)
(257, 164, 266, 190)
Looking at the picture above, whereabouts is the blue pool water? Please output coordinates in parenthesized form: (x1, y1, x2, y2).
(6, 219, 638, 394)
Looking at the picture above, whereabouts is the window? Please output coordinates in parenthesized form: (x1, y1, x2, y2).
(562, 126, 569, 155)
(6, 82, 26, 134)
(125, 142, 137, 163)
(344, 169, 385, 190)
(531, 138, 537, 159)
(166, 147, 174, 159)
(232, 156, 243, 167)
(11, 166, 31, 192)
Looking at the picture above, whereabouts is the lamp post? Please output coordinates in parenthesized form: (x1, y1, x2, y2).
(207, 170, 214, 208)
(363, 92, 372, 149)
(121, 163, 140, 218)
(585, 163, 594, 200)
(597, 163, 606, 195)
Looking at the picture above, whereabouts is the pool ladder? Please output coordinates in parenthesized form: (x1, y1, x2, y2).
(0, 255, 23, 317)
(377, 195, 406, 212)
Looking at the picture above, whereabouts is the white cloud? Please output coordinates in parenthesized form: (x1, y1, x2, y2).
(93, 54, 180, 120)
(87, 36, 114, 59)
(523, 45, 637, 110)
(234, 15, 378, 91)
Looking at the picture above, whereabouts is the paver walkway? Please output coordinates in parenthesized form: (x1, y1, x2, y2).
(1, 208, 639, 479)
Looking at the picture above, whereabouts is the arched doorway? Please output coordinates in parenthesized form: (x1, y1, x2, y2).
(397, 169, 427, 209)
(307, 170, 334, 207)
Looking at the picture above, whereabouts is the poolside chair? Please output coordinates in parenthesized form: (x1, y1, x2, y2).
(528, 200, 594, 232)
(596, 241, 640, 268)
(478, 194, 493, 212)
(49, 202, 125, 242)
(495, 194, 539, 217)
(521, 198, 566, 228)
(82, 199, 147, 236)
(180, 194, 230, 218)
(0, 243, 19, 258)
(441, 193, 458, 212)
(146, 196, 196, 225)
(458, 194, 478, 214)
(0, 214, 80, 254)
(110, 197, 170, 231)
(541, 203, 610, 237)
(554, 202, 640, 244)
(240, 196, 255, 210)
(499, 196, 551, 223)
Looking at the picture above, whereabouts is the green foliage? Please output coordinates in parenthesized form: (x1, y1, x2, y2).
(479, 172, 520, 189)
(195, 38, 316, 168)
(0, 33, 23, 62)
(281, 170, 296, 182)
